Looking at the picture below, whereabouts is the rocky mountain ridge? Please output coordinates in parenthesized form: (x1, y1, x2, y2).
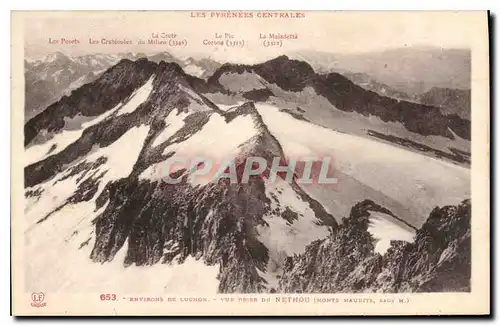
(24, 55, 471, 293)
(200, 56, 470, 142)
(25, 51, 221, 120)
(292, 48, 471, 95)
(278, 199, 471, 293)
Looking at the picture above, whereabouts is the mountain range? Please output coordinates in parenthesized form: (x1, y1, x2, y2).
(292, 48, 471, 119)
(292, 48, 470, 94)
(24, 53, 471, 293)
(24, 51, 222, 121)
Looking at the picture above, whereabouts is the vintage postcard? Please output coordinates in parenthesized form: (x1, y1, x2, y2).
(11, 11, 490, 316)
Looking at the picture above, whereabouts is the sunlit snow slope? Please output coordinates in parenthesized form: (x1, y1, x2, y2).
(23, 54, 471, 294)
(254, 103, 470, 228)
(24, 77, 221, 293)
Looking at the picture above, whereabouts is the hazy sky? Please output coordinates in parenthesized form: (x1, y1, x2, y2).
(21, 11, 485, 63)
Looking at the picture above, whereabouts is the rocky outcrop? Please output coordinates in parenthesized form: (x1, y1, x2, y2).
(90, 175, 271, 293)
(278, 199, 471, 293)
(86, 105, 336, 292)
(24, 56, 336, 292)
(24, 59, 209, 187)
(24, 56, 470, 294)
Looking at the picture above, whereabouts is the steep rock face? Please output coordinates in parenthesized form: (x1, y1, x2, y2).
(312, 73, 469, 140)
(88, 103, 337, 293)
(278, 199, 471, 293)
(25, 52, 222, 120)
(25, 60, 194, 187)
(25, 59, 158, 146)
(25, 58, 337, 293)
(24, 56, 470, 294)
(90, 175, 271, 293)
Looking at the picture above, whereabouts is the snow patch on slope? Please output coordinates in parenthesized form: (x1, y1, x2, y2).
(367, 211, 415, 255)
(263, 85, 470, 157)
(24, 124, 217, 293)
(116, 75, 155, 116)
(152, 110, 189, 147)
(25, 129, 85, 167)
(25, 125, 149, 225)
(25, 200, 219, 293)
(140, 112, 258, 185)
(25, 103, 123, 166)
(258, 178, 329, 256)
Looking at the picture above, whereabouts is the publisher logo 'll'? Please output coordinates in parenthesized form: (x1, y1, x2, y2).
(30, 292, 46, 308)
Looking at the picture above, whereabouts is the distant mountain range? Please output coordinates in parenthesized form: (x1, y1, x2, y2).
(342, 72, 412, 101)
(24, 54, 470, 293)
(291, 48, 471, 119)
(25, 48, 471, 122)
(292, 47, 470, 95)
(24, 51, 222, 120)
(342, 73, 470, 120)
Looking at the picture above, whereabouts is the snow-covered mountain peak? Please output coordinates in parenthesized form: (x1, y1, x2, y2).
(25, 51, 223, 120)
(42, 51, 72, 63)
(23, 53, 471, 294)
